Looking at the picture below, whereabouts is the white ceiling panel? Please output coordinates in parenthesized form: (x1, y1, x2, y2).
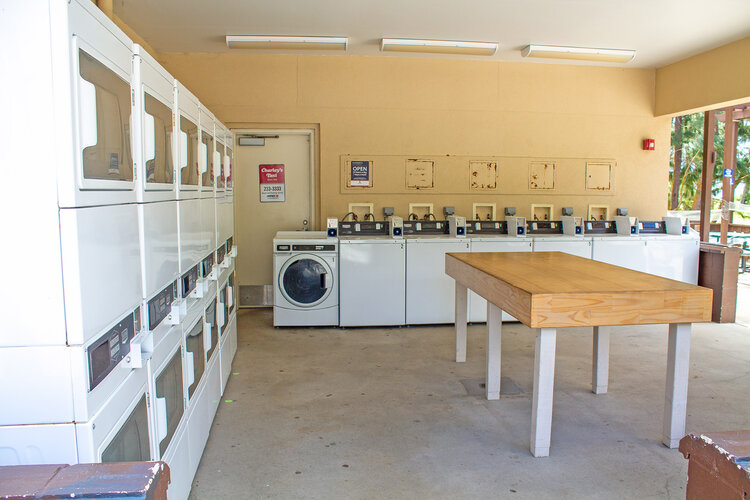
(113, 0, 750, 68)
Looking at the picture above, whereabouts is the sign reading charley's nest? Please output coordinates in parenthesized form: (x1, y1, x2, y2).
(259, 164, 285, 202)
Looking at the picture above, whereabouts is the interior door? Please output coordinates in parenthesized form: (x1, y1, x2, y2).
(234, 130, 314, 305)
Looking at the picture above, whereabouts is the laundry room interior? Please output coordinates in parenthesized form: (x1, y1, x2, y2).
(2, 1, 750, 499)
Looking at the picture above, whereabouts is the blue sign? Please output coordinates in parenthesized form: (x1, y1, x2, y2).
(723, 168, 733, 177)
(350, 161, 370, 187)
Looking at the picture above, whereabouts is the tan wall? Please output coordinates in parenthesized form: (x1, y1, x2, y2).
(655, 36, 750, 116)
(159, 53, 671, 227)
(91, 0, 159, 59)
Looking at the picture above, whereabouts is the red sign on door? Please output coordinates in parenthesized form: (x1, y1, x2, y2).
(259, 164, 285, 202)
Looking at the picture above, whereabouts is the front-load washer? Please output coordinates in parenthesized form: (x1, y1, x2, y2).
(273, 232, 338, 327)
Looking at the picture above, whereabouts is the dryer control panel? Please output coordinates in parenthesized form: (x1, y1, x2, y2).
(87, 309, 137, 391)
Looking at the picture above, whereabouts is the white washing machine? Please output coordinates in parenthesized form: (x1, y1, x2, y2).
(531, 235, 593, 259)
(591, 234, 649, 274)
(406, 236, 471, 325)
(467, 236, 533, 322)
(273, 232, 339, 327)
(339, 237, 406, 327)
(642, 233, 700, 284)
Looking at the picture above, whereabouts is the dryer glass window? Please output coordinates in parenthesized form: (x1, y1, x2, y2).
(185, 319, 205, 399)
(205, 298, 218, 361)
(226, 145, 233, 189)
(201, 131, 214, 188)
(220, 285, 229, 336)
(282, 258, 328, 305)
(78, 49, 133, 182)
(101, 394, 150, 462)
(156, 349, 184, 457)
(144, 93, 174, 185)
(180, 116, 199, 186)
(229, 272, 236, 315)
(216, 141, 225, 189)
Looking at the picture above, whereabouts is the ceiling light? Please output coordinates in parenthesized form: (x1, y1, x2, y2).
(381, 38, 498, 56)
(521, 44, 635, 63)
(226, 35, 348, 51)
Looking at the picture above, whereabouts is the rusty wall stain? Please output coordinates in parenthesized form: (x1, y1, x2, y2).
(529, 162, 555, 190)
(470, 161, 497, 190)
(406, 159, 435, 189)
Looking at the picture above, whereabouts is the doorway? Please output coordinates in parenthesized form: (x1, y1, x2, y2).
(234, 129, 316, 306)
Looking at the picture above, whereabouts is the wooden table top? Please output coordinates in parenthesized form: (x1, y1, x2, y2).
(446, 251, 713, 328)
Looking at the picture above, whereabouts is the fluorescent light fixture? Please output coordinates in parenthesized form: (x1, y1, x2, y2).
(226, 35, 348, 51)
(521, 44, 635, 63)
(381, 38, 498, 56)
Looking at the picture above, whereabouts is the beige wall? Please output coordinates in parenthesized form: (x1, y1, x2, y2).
(655, 36, 750, 116)
(160, 53, 671, 226)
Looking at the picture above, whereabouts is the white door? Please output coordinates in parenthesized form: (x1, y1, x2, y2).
(234, 130, 314, 302)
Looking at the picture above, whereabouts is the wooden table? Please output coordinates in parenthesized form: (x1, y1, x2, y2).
(446, 251, 712, 457)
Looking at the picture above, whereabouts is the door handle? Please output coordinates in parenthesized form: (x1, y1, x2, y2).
(156, 397, 167, 442)
(302, 219, 309, 231)
(186, 351, 195, 388)
(321, 272, 332, 289)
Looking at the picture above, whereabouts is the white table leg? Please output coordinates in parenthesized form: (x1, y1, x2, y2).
(531, 327, 557, 457)
(485, 302, 502, 400)
(592, 326, 610, 394)
(663, 323, 691, 448)
(455, 283, 468, 363)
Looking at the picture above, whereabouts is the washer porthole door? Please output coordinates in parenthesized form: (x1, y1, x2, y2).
(279, 254, 333, 307)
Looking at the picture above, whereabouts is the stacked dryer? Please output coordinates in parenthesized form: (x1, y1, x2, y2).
(133, 44, 195, 498)
(1, 2, 238, 499)
(215, 125, 239, 391)
(0, 0, 149, 465)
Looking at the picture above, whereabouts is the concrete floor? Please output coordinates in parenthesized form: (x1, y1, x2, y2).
(189, 282, 750, 499)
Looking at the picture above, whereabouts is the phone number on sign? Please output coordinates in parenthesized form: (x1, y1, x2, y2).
(262, 186, 283, 192)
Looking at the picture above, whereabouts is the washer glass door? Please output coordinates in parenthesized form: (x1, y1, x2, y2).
(280, 254, 333, 307)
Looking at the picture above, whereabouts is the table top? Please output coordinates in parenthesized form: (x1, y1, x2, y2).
(446, 251, 712, 328)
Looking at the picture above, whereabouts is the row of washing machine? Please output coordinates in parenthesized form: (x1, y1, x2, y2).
(2, 2, 238, 499)
(272, 218, 699, 328)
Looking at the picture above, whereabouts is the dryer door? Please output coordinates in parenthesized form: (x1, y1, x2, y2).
(279, 254, 333, 308)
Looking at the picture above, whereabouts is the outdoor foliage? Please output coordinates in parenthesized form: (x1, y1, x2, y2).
(669, 113, 750, 211)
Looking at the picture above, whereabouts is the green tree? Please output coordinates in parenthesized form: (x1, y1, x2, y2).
(669, 112, 749, 212)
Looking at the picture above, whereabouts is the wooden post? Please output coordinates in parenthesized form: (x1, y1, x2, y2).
(699, 110, 716, 243)
(671, 116, 683, 210)
(720, 107, 738, 244)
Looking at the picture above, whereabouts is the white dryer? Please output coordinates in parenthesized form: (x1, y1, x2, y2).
(274, 232, 339, 326)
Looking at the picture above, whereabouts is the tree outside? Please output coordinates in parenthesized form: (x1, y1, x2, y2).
(668, 112, 750, 221)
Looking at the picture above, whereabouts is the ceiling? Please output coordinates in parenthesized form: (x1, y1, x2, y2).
(114, 0, 750, 68)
